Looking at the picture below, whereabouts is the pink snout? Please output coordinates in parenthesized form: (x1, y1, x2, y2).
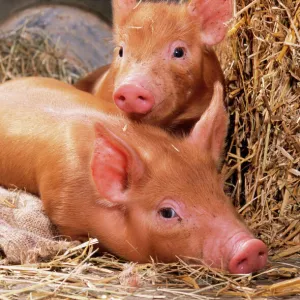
(228, 239, 268, 274)
(113, 84, 155, 114)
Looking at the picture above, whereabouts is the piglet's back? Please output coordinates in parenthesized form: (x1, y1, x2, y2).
(0, 77, 117, 194)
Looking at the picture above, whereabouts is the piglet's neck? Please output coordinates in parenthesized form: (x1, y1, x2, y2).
(202, 47, 225, 87)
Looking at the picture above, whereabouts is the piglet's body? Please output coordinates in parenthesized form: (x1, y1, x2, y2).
(0, 77, 267, 274)
(75, 0, 232, 133)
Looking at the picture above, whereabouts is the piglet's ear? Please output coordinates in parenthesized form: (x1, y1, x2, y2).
(113, 0, 136, 25)
(188, 0, 233, 45)
(91, 123, 144, 205)
(188, 82, 228, 166)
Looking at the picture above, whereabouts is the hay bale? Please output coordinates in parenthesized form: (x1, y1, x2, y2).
(0, 0, 299, 297)
(0, 26, 87, 83)
(218, 0, 299, 259)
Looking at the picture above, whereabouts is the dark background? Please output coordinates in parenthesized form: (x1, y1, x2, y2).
(0, 0, 112, 24)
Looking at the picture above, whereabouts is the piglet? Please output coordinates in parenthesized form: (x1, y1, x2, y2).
(0, 77, 267, 274)
(75, 0, 232, 133)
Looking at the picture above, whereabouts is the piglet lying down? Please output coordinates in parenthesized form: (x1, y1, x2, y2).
(0, 78, 267, 274)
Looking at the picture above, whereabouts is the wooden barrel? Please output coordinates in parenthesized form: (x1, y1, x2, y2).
(0, 1, 112, 23)
(0, 1, 113, 70)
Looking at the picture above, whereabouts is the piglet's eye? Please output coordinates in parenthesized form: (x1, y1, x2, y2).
(173, 47, 185, 58)
(119, 47, 123, 57)
(159, 207, 178, 219)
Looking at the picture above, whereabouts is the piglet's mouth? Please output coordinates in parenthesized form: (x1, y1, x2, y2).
(176, 231, 268, 274)
(125, 109, 160, 123)
(126, 112, 149, 120)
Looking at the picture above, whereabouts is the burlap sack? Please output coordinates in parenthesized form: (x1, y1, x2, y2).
(0, 187, 79, 264)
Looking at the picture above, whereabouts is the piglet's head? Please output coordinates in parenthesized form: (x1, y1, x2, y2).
(110, 0, 232, 127)
(89, 82, 268, 274)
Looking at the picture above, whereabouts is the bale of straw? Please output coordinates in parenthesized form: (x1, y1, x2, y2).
(217, 0, 299, 259)
(0, 26, 87, 83)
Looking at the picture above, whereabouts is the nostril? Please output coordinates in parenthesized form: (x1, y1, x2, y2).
(138, 96, 146, 101)
(119, 95, 126, 101)
(258, 250, 267, 267)
(237, 258, 247, 267)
